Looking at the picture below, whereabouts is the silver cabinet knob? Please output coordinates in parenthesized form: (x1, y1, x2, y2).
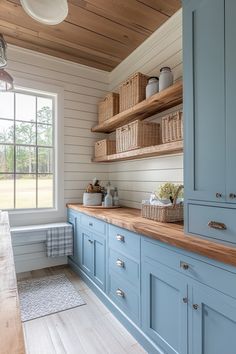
(116, 259, 125, 268)
(89, 222, 93, 227)
(116, 234, 125, 242)
(216, 193, 222, 198)
(229, 193, 236, 199)
(88, 239, 93, 244)
(116, 288, 125, 297)
(193, 304, 199, 310)
(208, 221, 227, 230)
(183, 297, 188, 303)
(180, 261, 189, 270)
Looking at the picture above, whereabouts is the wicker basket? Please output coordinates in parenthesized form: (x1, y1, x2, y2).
(119, 72, 149, 112)
(141, 185, 184, 223)
(98, 93, 119, 124)
(95, 139, 116, 157)
(116, 120, 161, 153)
(162, 111, 183, 143)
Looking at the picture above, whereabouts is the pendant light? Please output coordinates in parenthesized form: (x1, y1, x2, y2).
(20, 0, 68, 25)
(0, 35, 14, 92)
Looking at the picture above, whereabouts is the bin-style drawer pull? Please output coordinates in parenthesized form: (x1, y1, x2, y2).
(180, 261, 189, 270)
(208, 221, 227, 230)
(116, 234, 125, 242)
(116, 288, 125, 297)
(116, 259, 125, 268)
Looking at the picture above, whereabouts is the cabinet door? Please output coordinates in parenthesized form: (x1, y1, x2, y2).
(67, 211, 79, 264)
(191, 284, 236, 354)
(142, 260, 188, 354)
(226, 0, 236, 203)
(183, 0, 226, 202)
(79, 228, 93, 277)
(93, 233, 106, 291)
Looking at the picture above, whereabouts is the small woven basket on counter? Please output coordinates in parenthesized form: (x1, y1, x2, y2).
(141, 185, 184, 223)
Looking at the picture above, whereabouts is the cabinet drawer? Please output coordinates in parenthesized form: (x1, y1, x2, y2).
(80, 214, 106, 235)
(188, 204, 236, 245)
(109, 249, 140, 286)
(109, 225, 140, 259)
(142, 238, 236, 299)
(108, 272, 140, 324)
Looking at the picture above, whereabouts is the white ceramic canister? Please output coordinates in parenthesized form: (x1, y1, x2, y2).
(146, 77, 159, 98)
(159, 67, 173, 91)
(83, 192, 102, 206)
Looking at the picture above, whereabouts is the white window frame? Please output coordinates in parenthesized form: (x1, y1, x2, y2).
(7, 77, 64, 226)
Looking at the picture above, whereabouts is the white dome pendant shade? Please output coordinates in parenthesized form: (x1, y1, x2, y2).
(20, 0, 68, 25)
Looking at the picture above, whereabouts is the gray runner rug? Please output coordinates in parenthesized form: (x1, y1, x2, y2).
(18, 274, 85, 322)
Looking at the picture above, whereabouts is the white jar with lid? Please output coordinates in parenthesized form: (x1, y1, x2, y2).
(159, 67, 173, 91)
(146, 77, 159, 99)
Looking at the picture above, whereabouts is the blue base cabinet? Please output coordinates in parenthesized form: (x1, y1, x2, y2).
(142, 259, 188, 354)
(68, 209, 236, 354)
(191, 284, 236, 354)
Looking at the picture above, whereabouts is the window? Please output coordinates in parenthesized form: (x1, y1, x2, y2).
(0, 90, 55, 210)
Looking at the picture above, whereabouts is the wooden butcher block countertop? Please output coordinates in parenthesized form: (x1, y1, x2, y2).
(0, 212, 25, 354)
(67, 204, 236, 268)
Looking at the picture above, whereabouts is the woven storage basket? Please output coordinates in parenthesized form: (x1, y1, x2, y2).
(141, 185, 184, 223)
(95, 139, 116, 157)
(162, 111, 183, 143)
(116, 120, 161, 153)
(98, 93, 119, 124)
(119, 72, 149, 112)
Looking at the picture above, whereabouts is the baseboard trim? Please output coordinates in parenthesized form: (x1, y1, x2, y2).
(68, 258, 162, 354)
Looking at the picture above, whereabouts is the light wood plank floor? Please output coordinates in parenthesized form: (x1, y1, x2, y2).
(17, 266, 147, 354)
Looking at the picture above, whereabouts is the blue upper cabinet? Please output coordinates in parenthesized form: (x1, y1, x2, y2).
(183, 0, 226, 203)
(225, 0, 236, 203)
(183, 0, 236, 242)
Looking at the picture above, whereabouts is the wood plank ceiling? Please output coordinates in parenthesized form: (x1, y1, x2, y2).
(0, 0, 181, 71)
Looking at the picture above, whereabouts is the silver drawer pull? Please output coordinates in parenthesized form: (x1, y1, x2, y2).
(89, 222, 93, 227)
(116, 288, 125, 297)
(116, 234, 125, 242)
(180, 261, 189, 270)
(208, 221, 227, 230)
(116, 259, 125, 268)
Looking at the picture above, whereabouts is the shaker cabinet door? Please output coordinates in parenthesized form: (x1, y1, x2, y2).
(184, 0, 226, 202)
(93, 233, 106, 291)
(191, 283, 236, 354)
(79, 228, 93, 277)
(142, 260, 188, 354)
(67, 211, 79, 264)
(225, 0, 236, 204)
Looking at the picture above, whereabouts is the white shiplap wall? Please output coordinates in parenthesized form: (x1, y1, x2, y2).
(108, 10, 183, 208)
(7, 46, 109, 226)
(6, 47, 110, 271)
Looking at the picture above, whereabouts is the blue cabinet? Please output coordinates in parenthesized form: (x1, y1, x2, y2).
(67, 209, 79, 264)
(79, 227, 106, 291)
(79, 227, 93, 277)
(142, 259, 188, 354)
(68, 209, 236, 354)
(183, 0, 226, 203)
(191, 283, 236, 354)
(183, 0, 236, 244)
(107, 225, 141, 324)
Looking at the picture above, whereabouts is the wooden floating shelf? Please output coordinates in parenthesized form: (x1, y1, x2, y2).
(92, 141, 183, 162)
(92, 81, 183, 133)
